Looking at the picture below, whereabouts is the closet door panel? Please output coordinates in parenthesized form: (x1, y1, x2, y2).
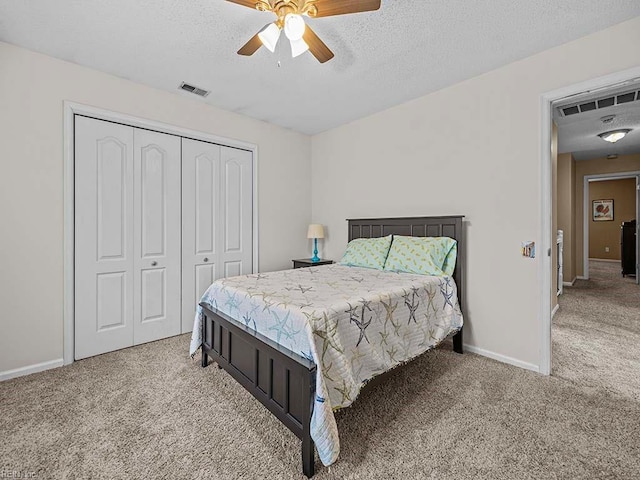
(133, 129, 181, 345)
(182, 139, 221, 333)
(75, 117, 134, 360)
(221, 146, 253, 277)
(196, 156, 217, 254)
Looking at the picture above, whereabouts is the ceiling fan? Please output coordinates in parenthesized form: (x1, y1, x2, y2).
(227, 0, 381, 63)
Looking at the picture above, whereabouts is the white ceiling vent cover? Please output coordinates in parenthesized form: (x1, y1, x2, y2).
(179, 82, 210, 97)
(558, 88, 639, 117)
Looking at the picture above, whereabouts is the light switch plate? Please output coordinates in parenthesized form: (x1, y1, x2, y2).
(521, 241, 535, 258)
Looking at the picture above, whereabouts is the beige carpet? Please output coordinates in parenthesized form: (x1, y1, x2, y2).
(2, 288, 640, 478)
(553, 260, 640, 401)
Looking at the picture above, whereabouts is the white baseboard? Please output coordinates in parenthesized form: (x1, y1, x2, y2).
(576, 275, 587, 280)
(563, 277, 576, 286)
(3, 345, 541, 382)
(589, 258, 620, 263)
(551, 304, 560, 319)
(463, 344, 540, 373)
(0, 358, 64, 382)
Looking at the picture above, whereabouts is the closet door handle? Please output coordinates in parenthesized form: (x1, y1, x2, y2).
(203, 258, 209, 263)
(151, 261, 158, 267)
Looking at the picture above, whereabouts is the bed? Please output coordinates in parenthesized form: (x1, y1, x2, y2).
(190, 216, 465, 477)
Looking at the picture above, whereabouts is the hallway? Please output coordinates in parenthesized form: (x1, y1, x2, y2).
(553, 260, 640, 400)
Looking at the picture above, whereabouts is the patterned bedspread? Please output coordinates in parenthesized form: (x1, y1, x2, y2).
(189, 264, 463, 466)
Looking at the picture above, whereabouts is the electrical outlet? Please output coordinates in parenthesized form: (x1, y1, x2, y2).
(605, 246, 610, 253)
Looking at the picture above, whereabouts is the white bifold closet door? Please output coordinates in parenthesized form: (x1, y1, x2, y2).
(132, 129, 181, 345)
(75, 116, 181, 359)
(181, 139, 253, 333)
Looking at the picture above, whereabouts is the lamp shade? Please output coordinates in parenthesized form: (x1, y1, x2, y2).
(258, 23, 281, 53)
(307, 224, 325, 239)
(284, 14, 306, 41)
(290, 38, 309, 58)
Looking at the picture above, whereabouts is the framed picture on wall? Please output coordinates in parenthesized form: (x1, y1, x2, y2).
(592, 199, 614, 221)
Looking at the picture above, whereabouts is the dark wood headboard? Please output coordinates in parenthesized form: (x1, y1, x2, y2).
(347, 216, 465, 308)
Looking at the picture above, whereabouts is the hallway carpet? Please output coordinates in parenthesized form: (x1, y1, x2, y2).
(553, 260, 640, 401)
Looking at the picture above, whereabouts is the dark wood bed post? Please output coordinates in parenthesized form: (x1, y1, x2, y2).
(201, 315, 209, 368)
(302, 366, 317, 478)
(452, 215, 464, 354)
(453, 330, 463, 354)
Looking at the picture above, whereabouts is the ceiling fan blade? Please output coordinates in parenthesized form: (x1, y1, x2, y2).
(303, 25, 334, 63)
(237, 32, 263, 56)
(226, 0, 260, 9)
(311, 0, 381, 17)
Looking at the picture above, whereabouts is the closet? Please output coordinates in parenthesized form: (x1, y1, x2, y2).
(74, 116, 253, 360)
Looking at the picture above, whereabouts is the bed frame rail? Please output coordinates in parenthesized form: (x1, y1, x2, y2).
(200, 304, 317, 477)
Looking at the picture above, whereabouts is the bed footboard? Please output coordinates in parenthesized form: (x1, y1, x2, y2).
(200, 304, 317, 478)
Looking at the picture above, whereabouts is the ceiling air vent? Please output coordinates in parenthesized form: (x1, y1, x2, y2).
(617, 92, 636, 104)
(578, 101, 597, 113)
(557, 87, 640, 117)
(179, 82, 210, 97)
(597, 97, 615, 108)
(562, 105, 580, 116)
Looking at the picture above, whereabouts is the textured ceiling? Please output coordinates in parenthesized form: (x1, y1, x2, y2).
(555, 82, 640, 161)
(1, 1, 640, 134)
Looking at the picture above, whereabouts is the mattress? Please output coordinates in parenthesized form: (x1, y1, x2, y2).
(189, 264, 463, 466)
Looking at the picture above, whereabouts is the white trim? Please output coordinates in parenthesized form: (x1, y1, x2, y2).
(252, 144, 260, 275)
(576, 275, 587, 280)
(539, 65, 640, 377)
(583, 171, 640, 279)
(63, 101, 259, 366)
(63, 105, 75, 366)
(589, 174, 640, 183)
(563, 277, 576, 286)
(540, 92, 553, 377)
(588, 258, 620, 263)
(463, 344, 540, 373)
(551, 304, 560, 319)
(0, 359, 64, 382)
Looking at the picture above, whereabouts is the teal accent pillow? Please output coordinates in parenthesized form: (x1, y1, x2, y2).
(383, 236, 457, 276)
(340, 235, 393, 270)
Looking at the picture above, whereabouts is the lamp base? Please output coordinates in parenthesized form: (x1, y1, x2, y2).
(311, 238, 320, 263)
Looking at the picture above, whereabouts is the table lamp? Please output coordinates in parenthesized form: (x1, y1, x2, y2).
(307, 224, 325, 262)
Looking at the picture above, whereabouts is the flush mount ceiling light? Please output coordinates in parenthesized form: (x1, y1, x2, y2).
(598, 129, 632, 143)
(229, 0, 382, 63)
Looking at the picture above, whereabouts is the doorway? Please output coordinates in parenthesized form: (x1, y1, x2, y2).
(584, 174, 639, 281)
(540, 66, 640, 375)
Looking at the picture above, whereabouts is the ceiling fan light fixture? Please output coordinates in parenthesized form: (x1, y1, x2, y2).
(598, 129, 631, 143)
(290, 38, 309, 58)
(231, 0, 382, 63)
(284, 13, 306, 41)
(258, 22, 281, 52)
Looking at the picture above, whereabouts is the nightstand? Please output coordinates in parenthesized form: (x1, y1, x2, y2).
(292, 259, 334, 269)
